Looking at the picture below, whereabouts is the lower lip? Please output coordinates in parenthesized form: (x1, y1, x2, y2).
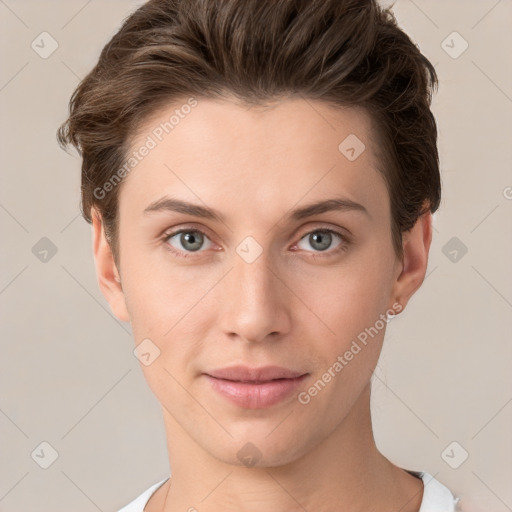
(204, 374, 308, 409)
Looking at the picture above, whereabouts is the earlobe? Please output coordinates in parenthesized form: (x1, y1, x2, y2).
(91, 208, 130, 323)
(389, 211, 433, 312)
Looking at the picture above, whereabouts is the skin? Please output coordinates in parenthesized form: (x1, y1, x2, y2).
(92, 96, 432, 512)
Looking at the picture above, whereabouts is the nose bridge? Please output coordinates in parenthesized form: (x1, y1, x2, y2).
(218, 243, 290, 341)
(234, 248, 276, 300)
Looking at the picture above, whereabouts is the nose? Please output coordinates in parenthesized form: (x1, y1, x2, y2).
(217, 249, 292, 343)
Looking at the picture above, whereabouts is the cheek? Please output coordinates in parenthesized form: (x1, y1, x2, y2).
(120, 245, 211, 334)
(120, 250, 218, 383)
(122, 261, 207, 403)
(294, 262, 390, 417)
(293, 255, 392, 343)
(289, 252, 393, 405)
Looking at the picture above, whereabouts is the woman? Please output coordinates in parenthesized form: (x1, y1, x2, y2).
(57, 0, 463, 510)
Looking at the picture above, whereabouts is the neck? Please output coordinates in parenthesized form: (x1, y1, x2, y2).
(154, 383, 423, 512)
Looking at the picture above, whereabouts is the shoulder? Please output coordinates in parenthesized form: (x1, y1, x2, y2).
(406, 470, 459, 512)
(409, 470, 480, 512)
(117, 478, 170, 512)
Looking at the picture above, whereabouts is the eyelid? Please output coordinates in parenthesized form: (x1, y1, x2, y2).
(295, 223, 351, 242)
(161, 223, 216, 245)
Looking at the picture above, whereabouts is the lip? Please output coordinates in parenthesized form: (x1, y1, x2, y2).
(204, 366, 309, 409)
(207, 365, 307, 381)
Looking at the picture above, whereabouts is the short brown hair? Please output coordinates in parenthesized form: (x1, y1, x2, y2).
(57, 0, 440, 266)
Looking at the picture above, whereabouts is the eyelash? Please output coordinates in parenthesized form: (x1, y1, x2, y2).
(161, 225, 351, 260)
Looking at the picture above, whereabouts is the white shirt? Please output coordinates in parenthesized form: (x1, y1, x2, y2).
(118, 470, 461, 512)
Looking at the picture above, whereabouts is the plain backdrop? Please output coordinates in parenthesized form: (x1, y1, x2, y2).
(0, 1, 511, 511)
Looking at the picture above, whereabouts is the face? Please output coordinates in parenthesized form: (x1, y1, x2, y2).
(93, 96, 428, 468)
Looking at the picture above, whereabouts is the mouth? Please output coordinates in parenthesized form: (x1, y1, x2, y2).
(206, 365, 307, 382)
(203, 366, 309, 409)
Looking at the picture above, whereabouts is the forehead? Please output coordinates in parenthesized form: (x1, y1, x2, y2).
(133, 95, 376, 160)
(120, 96, 389, 223)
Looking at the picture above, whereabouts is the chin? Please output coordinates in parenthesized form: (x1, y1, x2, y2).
(205, 428, 313, 470)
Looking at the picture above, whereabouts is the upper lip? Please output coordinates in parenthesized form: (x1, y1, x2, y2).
(206, 365, 307, 382)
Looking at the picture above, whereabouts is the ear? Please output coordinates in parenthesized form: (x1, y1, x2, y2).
(388, 210, 433, 312)
(91, 208, 130, 323)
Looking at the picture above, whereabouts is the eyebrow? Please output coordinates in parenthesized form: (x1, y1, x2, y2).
(143, 196, 370, 222)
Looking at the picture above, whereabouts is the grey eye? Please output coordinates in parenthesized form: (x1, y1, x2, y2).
(167, 230, 212, 252)
(297, 230, 342, 252)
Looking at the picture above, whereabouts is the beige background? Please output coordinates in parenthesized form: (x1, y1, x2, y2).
(1, 1, 511, 511)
